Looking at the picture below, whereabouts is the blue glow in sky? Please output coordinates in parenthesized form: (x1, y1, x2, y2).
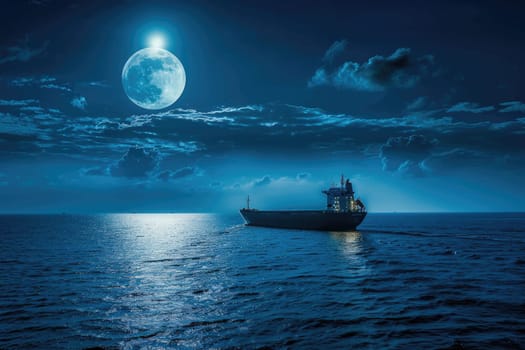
(0, 0, 524, 213)
(148, 34, 165, 48)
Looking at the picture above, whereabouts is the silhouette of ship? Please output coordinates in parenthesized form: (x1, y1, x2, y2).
(240, 175, 366, 231)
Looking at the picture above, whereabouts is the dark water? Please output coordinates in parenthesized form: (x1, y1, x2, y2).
(1, 213, 524, 349)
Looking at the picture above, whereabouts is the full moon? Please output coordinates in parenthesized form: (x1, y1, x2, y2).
(122, 47, 186, 110)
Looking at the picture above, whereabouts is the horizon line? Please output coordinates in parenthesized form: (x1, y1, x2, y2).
(1, 211, 525, 215)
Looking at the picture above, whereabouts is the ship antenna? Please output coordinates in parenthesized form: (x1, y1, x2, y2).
(247, 195, 250, 209)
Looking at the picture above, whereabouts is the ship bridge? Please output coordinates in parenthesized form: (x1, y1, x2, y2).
(323, 176, 365, 213)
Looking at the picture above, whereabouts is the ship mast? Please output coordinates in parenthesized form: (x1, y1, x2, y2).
(246, 195, 250, 209)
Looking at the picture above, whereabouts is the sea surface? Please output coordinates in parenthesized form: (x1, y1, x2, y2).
(1, 213, 524, 349)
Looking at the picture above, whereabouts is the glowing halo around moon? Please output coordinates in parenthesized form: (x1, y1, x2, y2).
(122, 46, 186, 110)
(148, 33, 166, 48)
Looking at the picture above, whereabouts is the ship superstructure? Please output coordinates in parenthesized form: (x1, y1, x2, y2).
(323, 176, 365, 213)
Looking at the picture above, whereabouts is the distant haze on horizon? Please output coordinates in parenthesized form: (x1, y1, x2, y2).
(1, 0, 524, 213)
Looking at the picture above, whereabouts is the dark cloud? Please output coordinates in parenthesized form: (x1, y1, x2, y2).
(1, 102, 524, 175)
(210, 181, 222, 188)
(253, 175, 272, 187)
(0, 99, 38, 107)
(322, 39, 347, 63)
(0, 132, 39, 142)
(84, 81, 110, 88)
(9, 76, 72, 92)
(110, 147, 159, 178)
(10, 76, 55, 87)
(309, 48, 435, 91)
(0, 112, 40, 137)
(41, 83, 71, 92)
(396, 160, 427, 177)
(406, 96, 428, 111)
(0, 128, 41, 157)
(157, 167, 196, 181)
(71, 96, 87, 110)
(380, 135, 437, 176)
(499, 101, 525, 113)
(0, 36, 49, 64)
(296, 172, 311, 180)
(84, 167, 108, 176)
(447, 102, 495, 113)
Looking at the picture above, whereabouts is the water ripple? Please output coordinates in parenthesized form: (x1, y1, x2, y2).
(0, 213, 524, 349)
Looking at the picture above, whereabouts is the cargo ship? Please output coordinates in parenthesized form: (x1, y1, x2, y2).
(240, 175, 366, 231)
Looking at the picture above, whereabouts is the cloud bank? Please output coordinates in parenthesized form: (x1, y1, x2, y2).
(447, 102, 495, 114)
(0, 36, 49, 65)
(110, 147, 159, 178)
(380, 135, 437, 177)
(2, 101, 525, 179)
(309, 46, 435, 91)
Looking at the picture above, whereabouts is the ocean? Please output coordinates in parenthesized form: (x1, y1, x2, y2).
(1, 213, 524, 349)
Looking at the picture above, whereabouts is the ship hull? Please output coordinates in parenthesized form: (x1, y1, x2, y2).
(239, 209, 367, 231)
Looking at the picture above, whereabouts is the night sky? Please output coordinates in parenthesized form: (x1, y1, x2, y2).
(1, 0, 524, 213)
